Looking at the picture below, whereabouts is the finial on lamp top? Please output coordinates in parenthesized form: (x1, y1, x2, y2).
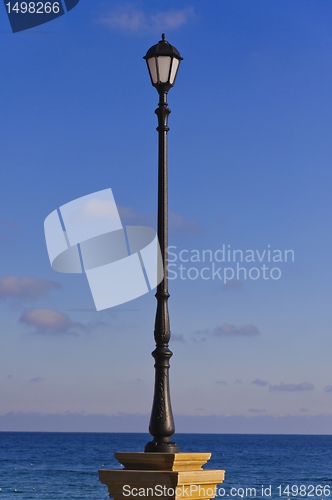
(161, 33, 165, 41)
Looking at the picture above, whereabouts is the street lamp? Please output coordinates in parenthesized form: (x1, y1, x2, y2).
(143, 34, 183, 453)
(99, 38, 224, 499)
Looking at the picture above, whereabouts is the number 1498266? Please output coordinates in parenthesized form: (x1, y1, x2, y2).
(6, 2, 60, 13)
(277, 485, 331, 497)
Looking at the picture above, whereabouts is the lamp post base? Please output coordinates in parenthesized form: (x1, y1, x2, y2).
(99, 452, 225, 500)
(144, 440, 179, 453)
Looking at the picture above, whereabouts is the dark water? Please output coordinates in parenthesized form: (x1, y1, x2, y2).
(0, 433, 331, 499)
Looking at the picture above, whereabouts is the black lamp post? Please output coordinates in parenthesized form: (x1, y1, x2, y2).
(143, 35, 183, 453)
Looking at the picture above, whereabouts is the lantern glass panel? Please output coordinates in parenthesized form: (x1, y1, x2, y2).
(148, 57, 158, 84)
(157, 56, 172, 83)
(169, 58, 179, 85)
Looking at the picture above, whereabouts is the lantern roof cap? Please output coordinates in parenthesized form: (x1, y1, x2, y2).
(144, 34, 183, 61)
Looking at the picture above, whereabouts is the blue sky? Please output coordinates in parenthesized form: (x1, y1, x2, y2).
(1, 0, 332, 434)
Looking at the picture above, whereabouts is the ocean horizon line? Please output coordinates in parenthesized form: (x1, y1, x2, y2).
(1, 412, 332, 434)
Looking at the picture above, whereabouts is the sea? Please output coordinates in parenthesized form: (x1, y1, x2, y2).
(0, 433, 331, 499)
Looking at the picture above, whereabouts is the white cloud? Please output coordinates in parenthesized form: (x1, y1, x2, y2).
(99, 5, 194, 35)
(29, 377, 44, 383)
(269, 382, 315, 392)
(118, 206, 155, 227)
(20, 308, 81, 335)
(251, 378, 269, 387)
(81, 199, 119, 220)
(192, 323, 260, 342)
(20, 308, 107, 336)
(0, 276, 60, 301)
(171, 334, 185, 342)
(213, 323, 260, 337)
(149, 8, 194, 32)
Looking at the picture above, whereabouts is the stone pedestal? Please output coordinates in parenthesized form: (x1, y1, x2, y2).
(99, 453, 225, 500)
